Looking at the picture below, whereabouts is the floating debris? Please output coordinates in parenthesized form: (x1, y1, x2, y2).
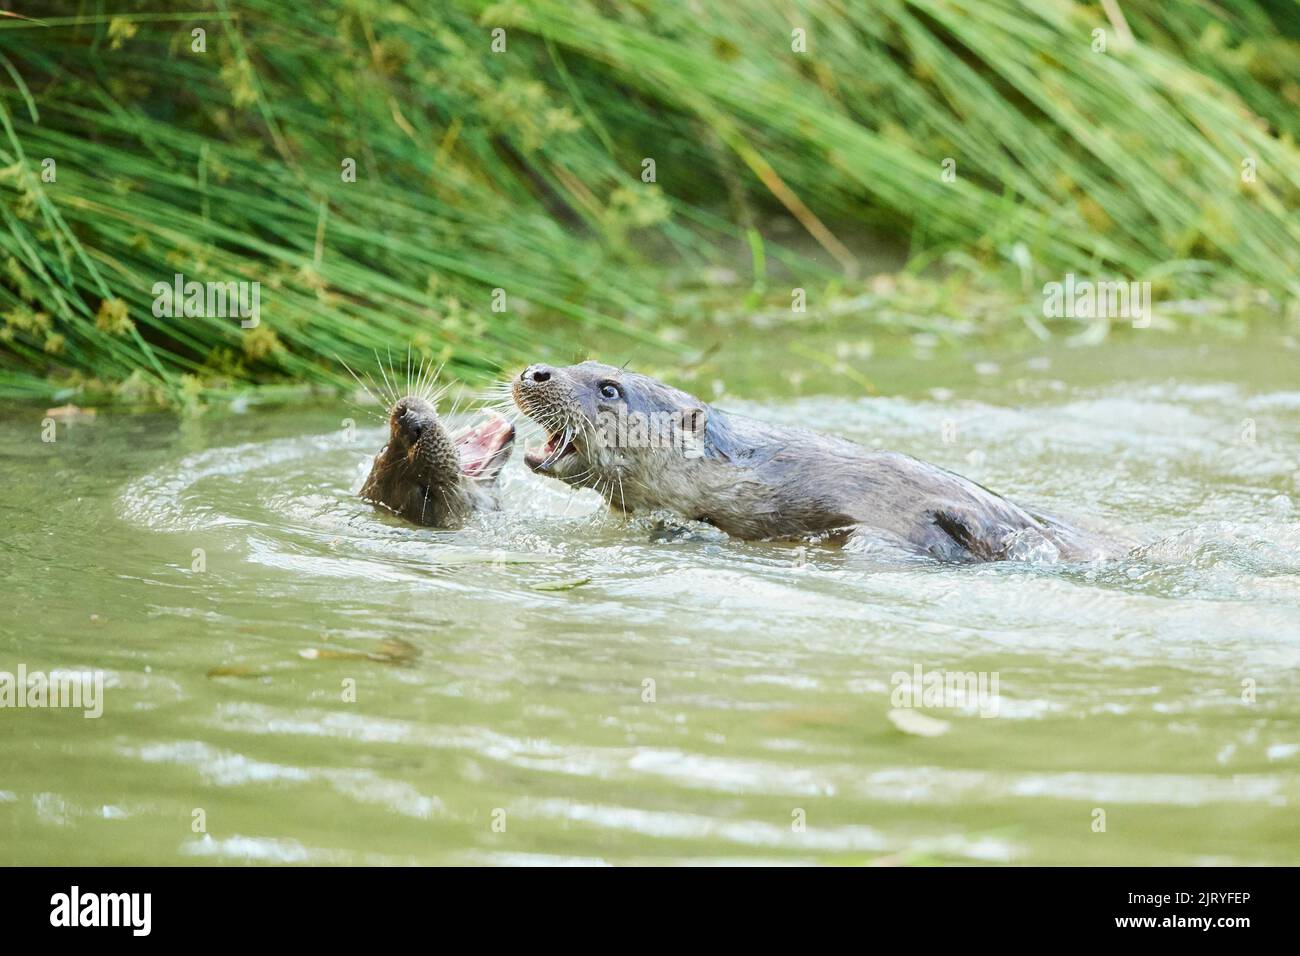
(206, 665, 270, 679)
(44, 403, 97, 423)
(299, 637, 419, 665)
(887, 708, 951, 737)
(530, 577, 592, 591)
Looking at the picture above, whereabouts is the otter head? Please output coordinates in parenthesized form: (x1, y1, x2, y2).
(511, 361, 710, 512)
(360, 395, 514, 527)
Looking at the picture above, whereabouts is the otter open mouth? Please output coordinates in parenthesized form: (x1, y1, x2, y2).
(453, 413, 515, 481)
(523, 430, 577, 472)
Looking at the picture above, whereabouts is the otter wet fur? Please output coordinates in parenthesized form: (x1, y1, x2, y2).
(360, 394, 514, 528)
(512, 361, 1118, 562)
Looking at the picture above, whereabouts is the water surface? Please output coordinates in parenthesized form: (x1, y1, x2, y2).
(2, 334, 1298, 864)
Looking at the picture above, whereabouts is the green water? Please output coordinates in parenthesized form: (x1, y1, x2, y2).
(2, 333, 1299, 865)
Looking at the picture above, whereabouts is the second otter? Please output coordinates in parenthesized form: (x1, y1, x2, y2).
(513, 361, 1114, 562)
(360, 395, 514, 527)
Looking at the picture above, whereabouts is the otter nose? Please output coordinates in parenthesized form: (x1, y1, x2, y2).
(521, 364, 553, 385)
(398, 407, 427, 442)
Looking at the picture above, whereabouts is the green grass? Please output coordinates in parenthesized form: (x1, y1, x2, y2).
(0, 1, 1297, 408)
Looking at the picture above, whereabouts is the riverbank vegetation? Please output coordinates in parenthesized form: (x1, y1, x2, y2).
(1, 1, 1297, 408)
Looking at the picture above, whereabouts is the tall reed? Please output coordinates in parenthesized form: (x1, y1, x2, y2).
(1, 1, 1295, 405)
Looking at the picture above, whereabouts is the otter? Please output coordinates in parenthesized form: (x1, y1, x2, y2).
(360, 394, 514, 527)
(512, 361, 1115, 562)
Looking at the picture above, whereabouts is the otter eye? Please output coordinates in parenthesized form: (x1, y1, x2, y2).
(599, 382, 622, 401)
